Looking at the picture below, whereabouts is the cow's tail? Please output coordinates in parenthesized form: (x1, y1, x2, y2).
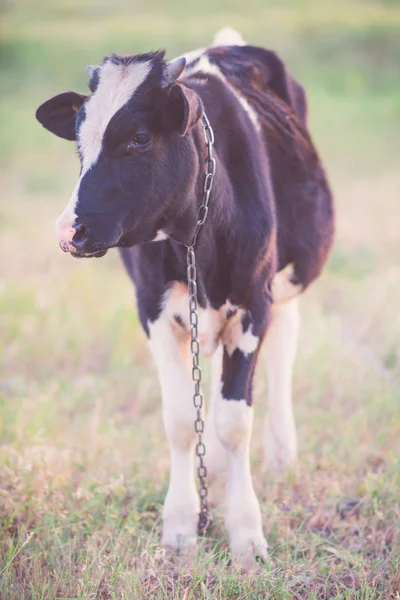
(212, 27, 246, 47)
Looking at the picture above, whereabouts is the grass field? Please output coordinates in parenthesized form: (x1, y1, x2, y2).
(1, 0, 400, 597)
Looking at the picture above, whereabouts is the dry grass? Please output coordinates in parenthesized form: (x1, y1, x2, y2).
(1, 0, 400, 598)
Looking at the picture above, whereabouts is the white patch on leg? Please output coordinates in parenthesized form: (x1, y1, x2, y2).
(215, 396, 268, 566)
(238, 325, 259, 356)
(203, 344, 226, 479)
(148, 315, 199, 549)
(263, 298, 300, 471)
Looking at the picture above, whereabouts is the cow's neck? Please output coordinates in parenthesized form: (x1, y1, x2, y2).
(166, 118, 229, 243)
(165, 145, 234, 306)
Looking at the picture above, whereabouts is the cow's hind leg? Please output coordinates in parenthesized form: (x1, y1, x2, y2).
(149, 316, 199, 549)
(264, 298, 300, 471)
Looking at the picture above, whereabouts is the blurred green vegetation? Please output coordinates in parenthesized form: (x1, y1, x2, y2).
(0, 0, 399, 176)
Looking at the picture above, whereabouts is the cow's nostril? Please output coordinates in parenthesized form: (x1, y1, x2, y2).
(72, 224, 89, 248)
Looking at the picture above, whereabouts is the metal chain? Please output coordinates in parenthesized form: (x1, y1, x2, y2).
(186, 113, 216, 248)
(186, 112, 216, 536)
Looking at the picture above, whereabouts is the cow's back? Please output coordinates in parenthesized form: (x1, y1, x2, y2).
(205, 45, 334, 290)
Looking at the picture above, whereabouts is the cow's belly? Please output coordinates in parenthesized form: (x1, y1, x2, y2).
(162, 265, 298, 357)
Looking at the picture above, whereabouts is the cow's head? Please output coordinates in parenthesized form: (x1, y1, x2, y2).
(36, 52, 204, 257)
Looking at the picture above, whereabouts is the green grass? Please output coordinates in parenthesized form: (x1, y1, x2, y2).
(1, 0, 400, 597)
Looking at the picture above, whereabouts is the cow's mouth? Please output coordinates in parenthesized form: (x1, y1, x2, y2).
(70, 249, 109, 259)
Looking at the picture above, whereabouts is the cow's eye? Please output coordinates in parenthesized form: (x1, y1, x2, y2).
(126, 133, 151, 152)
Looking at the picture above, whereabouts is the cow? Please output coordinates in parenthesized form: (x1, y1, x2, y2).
(35, 27, 334, 567)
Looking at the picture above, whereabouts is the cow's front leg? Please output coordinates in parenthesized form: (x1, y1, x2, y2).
(203, 343, 226, 480)
(216, 309, 269, 567)
(149, 316, 199, 549)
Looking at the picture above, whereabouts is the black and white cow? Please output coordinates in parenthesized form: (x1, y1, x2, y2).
(36, 28, 334, 566)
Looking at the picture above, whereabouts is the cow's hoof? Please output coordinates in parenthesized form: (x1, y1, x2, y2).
(230, 532, 268, 570)
(161, 512, 198, 549)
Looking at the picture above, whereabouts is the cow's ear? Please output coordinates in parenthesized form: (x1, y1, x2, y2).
(167, 83, 203, 136)
(36, 92, 87, 141)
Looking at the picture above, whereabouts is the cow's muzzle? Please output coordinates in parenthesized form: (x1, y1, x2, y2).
(58, 222, 108, 258)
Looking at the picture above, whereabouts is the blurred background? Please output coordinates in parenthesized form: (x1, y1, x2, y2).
(1, 0, 399, 597)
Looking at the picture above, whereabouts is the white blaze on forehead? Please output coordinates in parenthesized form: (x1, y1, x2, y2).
(78, 59, 152, 172)
(237, 324, 259, 356)
(56, 59, 152, 236)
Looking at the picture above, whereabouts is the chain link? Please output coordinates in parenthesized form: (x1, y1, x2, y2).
(186, 112, 216, 536)
(186, 112, 216, 248)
